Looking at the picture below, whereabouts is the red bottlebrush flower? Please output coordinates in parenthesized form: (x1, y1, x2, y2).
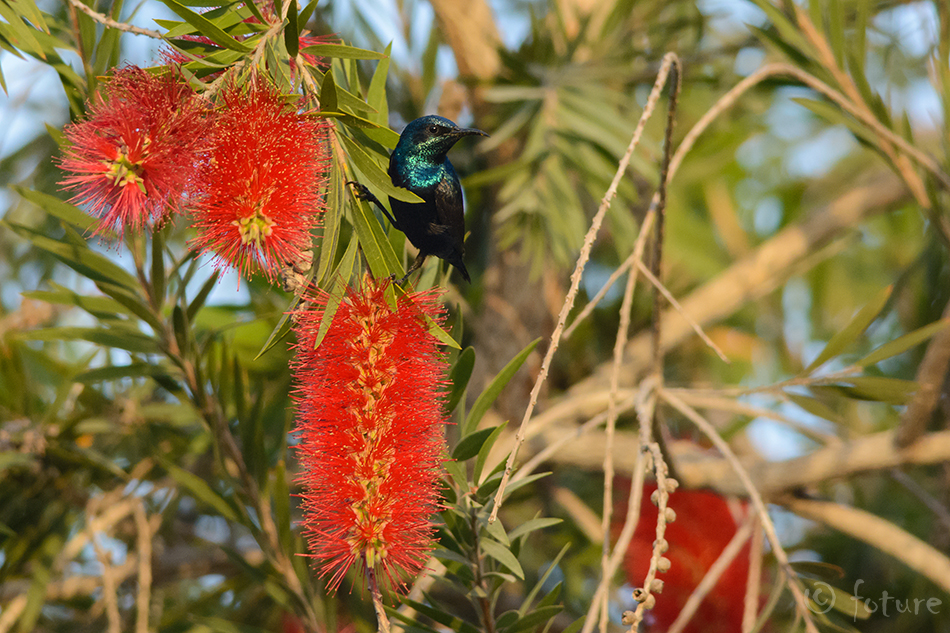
(59, 66, 208, 236)
(291, 276, 449, 592)
(623, 484, 752, 633)
(190, 79, 330, 280)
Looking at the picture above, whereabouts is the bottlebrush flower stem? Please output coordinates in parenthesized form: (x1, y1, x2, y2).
(291, 276, 449, 594)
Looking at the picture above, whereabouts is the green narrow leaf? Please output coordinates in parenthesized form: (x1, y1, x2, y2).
(24, 286, 133, 321)
(320, 68, 339, 112)
(443, 457, 468, 491)
(446, 346, 475, 414)
(745, 0, 815, 56)
(157, 0, 252, 52)
(464, 338, 540, 435)
(315, 157, 344, 285)
(11, 0, 50, 33)
(349, 189, 403, 279)
(365, 41, 391, 125)
(74, 363, 176, 384)
(19, 326, 160, 354)
(792, 560, 846, 580)
(453, 426, 497, 461)
(827, 0, 845, 68)
(855, 319, 950, 367)
(297, 0, 318, 34)
(508, 517, 562, 541)
(421, 27, 439, 98)
(791, 97, 878, 148)
(473, 422, 508, 485)
(805, 286, 893, 372)
(786, 393, 844, 425)
(187, 271, 221, 321)
(164, 461, 241, 522)
(835, 377, 917, 404)
(12, 186, 94, 231)
(398, 599, 483, 633)
(92, 0, 123, 76)
(150, 228, 166, 308)
(508, 606, 564, 633)
(244, 0, 267, 23)
(4, 221, 140, 290)
(284, 0, 299, 56)
(254, 294, 303, 360)
(95, 280, 163, 331)
(172, 305, 190, 357)
(391, 283, 458, 348)
(483, 513, 509, 546)
(339, 133, 424, 203)
(521, 543, 569, 612)
(330, 111, 401, 147)
(0, 2, 45, 60)
(480, 538, 524, 579)
(300, 42, 385, 59)
(311, 269, 350, 351)
(20, 561, 51, 632)
(308, 68, 378, 113)
(273, 460, 292, 551)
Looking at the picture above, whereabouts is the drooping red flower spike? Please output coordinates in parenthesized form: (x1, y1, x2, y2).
(622, 483, 754, 633)
(190, 78, 330, 280)
(59, 66, 208, 236)
(291, 276, 449, 593)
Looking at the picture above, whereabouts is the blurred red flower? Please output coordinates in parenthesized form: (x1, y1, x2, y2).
(190, 78, 330, 280)
(623, 483, 753, 633)
(291, 276, 448, 592)
(59, 66, 208, 236)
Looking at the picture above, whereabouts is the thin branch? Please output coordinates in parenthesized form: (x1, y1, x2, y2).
(563, 209, 653, 340)
(634, 259, 729, 363)
(667, 513, 756, 633)
(535, 426, 950, 498)
(489, 52, 682, 523)
(88, 513, 122, 633)
(581, 382, 655, 633)
(512, 391, 639, 483)
(133, 501, 154, 633)
(890, 469, 950, 535)
(742, 518, 764, 633)
(598, 203, 647, 633)
(783, 496, 950, 594)
(896, 299, 950, 447)
(624, 439, 676, 633)
(368, 568, 392, 633)
(659, 388, 819, 633)
(64, 0, 164, 39)
(664, 390, 840, 445)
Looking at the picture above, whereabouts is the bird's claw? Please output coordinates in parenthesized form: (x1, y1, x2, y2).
(346, 181, 373, 201)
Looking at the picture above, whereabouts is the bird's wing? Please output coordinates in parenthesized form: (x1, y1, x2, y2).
(433, 167, 465, 248)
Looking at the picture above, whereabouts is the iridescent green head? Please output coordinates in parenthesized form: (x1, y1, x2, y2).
(394, 115, 488, 164)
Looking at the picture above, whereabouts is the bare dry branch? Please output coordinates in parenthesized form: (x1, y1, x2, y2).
(64, 0, 164, 39)
(489, 53, 682, 523)
(659, 389, 819, 633)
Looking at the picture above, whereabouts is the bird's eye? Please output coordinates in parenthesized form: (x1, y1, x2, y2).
(428, 125, 440, 134)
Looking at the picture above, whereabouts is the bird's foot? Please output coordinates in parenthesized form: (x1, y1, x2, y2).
(346, 181, 373, 201)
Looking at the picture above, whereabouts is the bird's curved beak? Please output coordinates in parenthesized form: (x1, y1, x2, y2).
(453, 127, 489, 139)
